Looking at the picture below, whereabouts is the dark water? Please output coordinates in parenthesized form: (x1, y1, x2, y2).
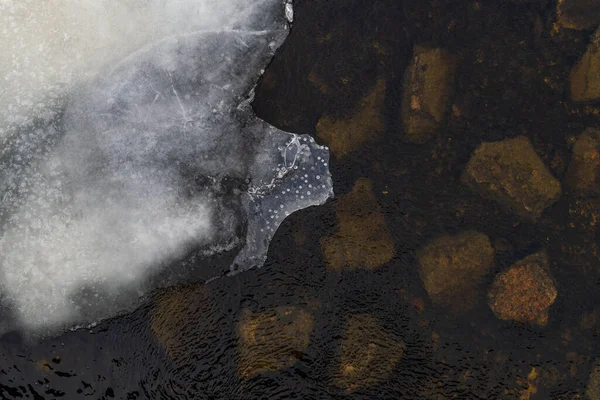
(2, 0, 600, 398)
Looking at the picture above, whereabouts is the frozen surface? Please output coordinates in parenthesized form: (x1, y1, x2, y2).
(0, 0, 333, 334)
(0, 0, 283, 136)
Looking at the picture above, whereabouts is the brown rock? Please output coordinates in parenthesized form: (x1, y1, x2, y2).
(237, 306, 314, 378)
(417, 231, 494, 311)
(462, 136, 562, 220)
(401, 46, 456, 144)
(565, 128, 600, 194)
(334, 314, 405, 392)
(321, 178, 395, 270)
(587, 359, 600, 400)
(567, 198, 600, 236)
(488, 251, 557, 326)
(557, 0, 600, 30)
(560, 198, 600, 274)
(151, 285, 214, 364)
(570, 29, 600, 102)
(316, 79, 385, 158)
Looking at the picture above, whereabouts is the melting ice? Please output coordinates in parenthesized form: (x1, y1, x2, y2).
(0, 0, 333, 334)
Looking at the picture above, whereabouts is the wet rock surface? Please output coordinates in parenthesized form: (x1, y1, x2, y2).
(488, 251, 557, 326)
(462, 136, 562, 220)
(417, 231, 494, 311)
(401, 46, 456, 144)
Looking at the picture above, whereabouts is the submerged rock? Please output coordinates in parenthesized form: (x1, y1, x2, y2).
(488, 251, 557, 326)
(462, 136, 561, 220)
(334, 314, 405, 392)
(320, 178, 395, 270)
(565, 128, 600, 194)
(316, 79, 386, 158)
(401, 46, 456, 144)
(236, 306, 314, 378)
(587, 359, 600, 400)
(558, 198, 600, 277)
(567, 198, 600, 236)
(417, 231, 494, 311)
(557, 0, 600, 30)
(150, 285, 215, 365)
(570, 28, 600, 103)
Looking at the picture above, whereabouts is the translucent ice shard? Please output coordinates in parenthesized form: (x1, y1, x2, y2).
(0, 0, 333, 333)
(234, 122, 332, 272)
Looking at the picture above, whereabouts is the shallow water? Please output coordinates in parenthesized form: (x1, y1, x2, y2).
(3, 0, 600, 398)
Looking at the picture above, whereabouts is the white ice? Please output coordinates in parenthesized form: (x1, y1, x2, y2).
(0, 0, 333, 334)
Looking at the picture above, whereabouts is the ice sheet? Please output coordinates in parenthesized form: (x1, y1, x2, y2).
(0, 0, 333, 334)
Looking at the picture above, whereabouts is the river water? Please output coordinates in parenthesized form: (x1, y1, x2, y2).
(2, 0, 600, 399)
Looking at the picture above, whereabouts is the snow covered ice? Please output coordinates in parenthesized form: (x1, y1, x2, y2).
(0, 0, 333, 334)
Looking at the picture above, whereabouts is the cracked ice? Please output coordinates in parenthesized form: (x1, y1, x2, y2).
(0, 0, 333, 334)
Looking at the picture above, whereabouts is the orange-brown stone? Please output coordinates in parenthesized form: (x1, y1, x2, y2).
(462, 136, 561, 220)
(334, 314, 405, 392)
(321, 178, 395, 270)
(488, 251, 557, 326)
(237, 306, 314, 378)
(587, 359, 600, 400)
(316, 79, 386, 158)
(401, 46, 456, 144)
(151, 285, 214, 363)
